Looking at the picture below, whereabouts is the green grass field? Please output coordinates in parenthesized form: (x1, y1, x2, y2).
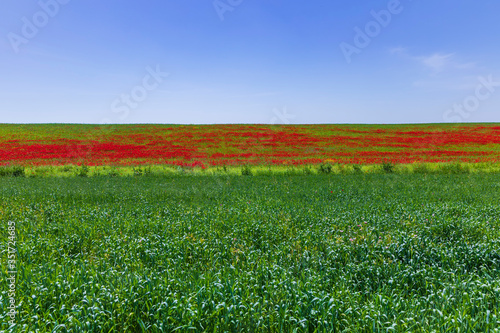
(1, 173, 500, 332)
(2, 161, 500, 179)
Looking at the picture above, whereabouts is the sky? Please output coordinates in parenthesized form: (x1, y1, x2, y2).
(1, 0, 499, 124)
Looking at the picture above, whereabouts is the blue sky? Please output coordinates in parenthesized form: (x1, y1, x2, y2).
(1, 0, 499, 124)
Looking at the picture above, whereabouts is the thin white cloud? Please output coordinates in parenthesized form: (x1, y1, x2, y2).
(455, 62, 477, 70)
(412, 76, 481, 91)
(418, 53, 454, 72)
(390, 48, 486, 91)
(389, 46, 407, 56)
(390, 48, 477, 73)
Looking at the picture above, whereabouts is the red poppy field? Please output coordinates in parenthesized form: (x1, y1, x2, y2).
(1, 123, 500, 167)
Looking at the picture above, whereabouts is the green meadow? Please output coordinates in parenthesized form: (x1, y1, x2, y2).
(1, 173, 500, 332)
